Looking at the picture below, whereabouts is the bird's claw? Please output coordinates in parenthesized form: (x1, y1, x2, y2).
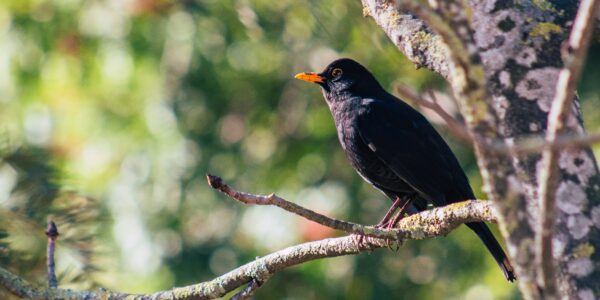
(354, 233, 372, 249)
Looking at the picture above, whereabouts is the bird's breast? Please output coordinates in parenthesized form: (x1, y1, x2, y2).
(337, 117, 411, 194)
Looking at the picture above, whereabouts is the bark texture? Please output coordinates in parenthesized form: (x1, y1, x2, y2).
(361, 0, 600, 299)
(0, 200, 497, 300)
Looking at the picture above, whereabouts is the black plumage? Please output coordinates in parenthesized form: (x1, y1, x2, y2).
(295, 58, 516, 282)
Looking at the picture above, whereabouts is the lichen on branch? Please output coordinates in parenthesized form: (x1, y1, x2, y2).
(1, 176, 499, 300)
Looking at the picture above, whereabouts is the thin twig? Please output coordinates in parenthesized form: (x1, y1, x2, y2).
(206, 175, 398, 240)
(396, 85, 473, 145)
(396, 84, 600, 154)
(45, 221, 59, 289)
(206, 175, 496, 240)
(536, 0, 600, 297)
(502, 132, 600, 154)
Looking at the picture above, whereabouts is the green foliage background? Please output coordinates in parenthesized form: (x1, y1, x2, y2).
(1, 1, 599, 299)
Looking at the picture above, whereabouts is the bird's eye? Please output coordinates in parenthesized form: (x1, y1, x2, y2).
(331, 68, 343, 77)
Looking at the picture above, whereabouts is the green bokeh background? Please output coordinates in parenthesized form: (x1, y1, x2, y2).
(1, 1, 599, 299)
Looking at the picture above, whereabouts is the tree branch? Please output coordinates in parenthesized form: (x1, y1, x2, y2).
(500, 132, 600, 154)
(361, 0, 450, 77)
(395, 85, 600, 155)
(206, 175, 497, 239)
(206, 174, 401, 239)
(395, 85, 473, 145)
(536, 0, 600, 297)
(376, 1, 536, 296)
(1, 177, 498, 300)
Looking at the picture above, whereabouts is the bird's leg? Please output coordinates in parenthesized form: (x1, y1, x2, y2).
(375, 196, 403, 228)
(380, 195, 414, 251)
(355, 197, 401, 248)
(356, 196, 406, 249)
(385, 195, 414, 230)
(355, 195, 415, 248)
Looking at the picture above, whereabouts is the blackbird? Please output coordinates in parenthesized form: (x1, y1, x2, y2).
(295, 58, 516, 282)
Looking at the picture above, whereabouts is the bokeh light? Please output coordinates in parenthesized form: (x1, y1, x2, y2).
(1, 1, 599, 299)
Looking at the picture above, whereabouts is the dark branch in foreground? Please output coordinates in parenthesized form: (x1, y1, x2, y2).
(45, 221, 59, 289)
(0, 176, 497, 300)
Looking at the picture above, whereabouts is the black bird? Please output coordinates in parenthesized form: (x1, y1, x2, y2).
(295, 58, 516, 282)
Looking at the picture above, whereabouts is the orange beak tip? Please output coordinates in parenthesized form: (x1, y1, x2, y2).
(294, 72, 324, 84)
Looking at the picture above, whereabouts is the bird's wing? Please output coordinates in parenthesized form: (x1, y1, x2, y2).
(356, 98, 472, 204)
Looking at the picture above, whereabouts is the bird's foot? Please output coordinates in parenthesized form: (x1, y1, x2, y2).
(358, 195, 414, 250)
(372, 221, 400, 250)
(354, 229, 387, 250)
(354, 233, 372, 250)
(372, 206, 410, 250)
(375, 217, 400, 230)
(354, 223, 403, 251)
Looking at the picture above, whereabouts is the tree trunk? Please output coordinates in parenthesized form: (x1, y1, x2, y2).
(361, 0, 600, 299)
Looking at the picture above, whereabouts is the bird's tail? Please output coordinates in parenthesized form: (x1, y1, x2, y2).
(466, 222, 516, 282)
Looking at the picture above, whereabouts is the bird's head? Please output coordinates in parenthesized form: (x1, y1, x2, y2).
(295, 58, 383, 101)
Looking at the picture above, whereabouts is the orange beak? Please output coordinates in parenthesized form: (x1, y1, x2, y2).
(294, 72, 325, 84)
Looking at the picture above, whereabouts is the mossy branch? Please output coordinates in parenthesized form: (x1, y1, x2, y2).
(1, 177, 498, 300)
